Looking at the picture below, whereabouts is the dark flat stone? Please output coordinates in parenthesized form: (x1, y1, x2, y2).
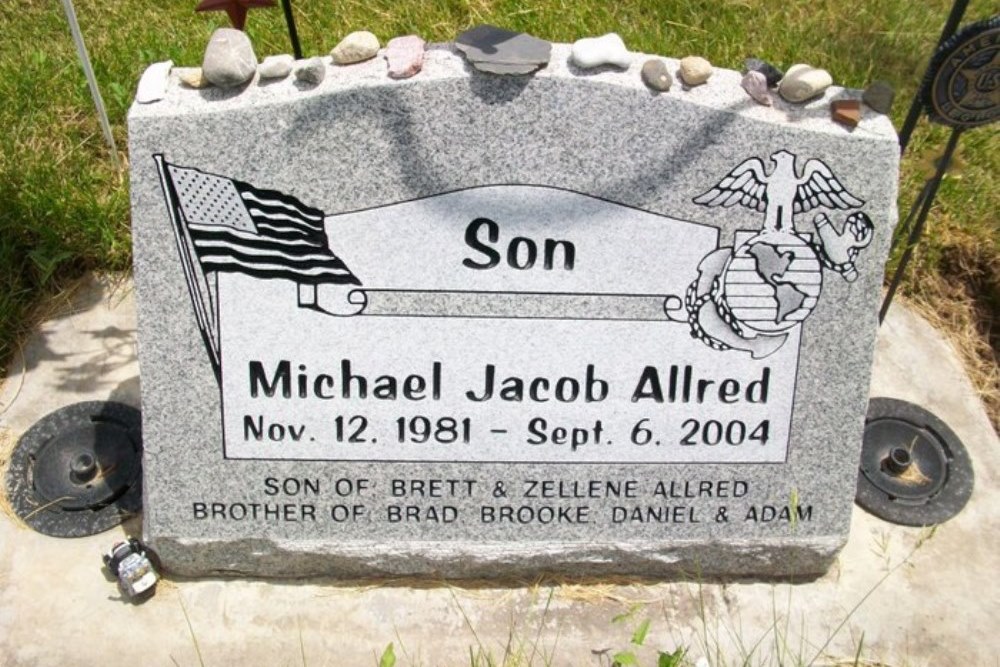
(455, 24, 551, 75)
(863, 80, 895, 114)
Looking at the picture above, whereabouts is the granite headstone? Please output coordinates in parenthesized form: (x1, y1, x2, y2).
(129, 41, 899, 577)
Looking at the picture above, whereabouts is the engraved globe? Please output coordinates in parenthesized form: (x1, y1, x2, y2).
(716, 230, 823, 334)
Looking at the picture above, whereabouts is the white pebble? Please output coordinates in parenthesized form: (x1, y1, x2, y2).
(778, 63, 833, 103)
(136, 60, 173, 103)
(570, 33, 631, 70)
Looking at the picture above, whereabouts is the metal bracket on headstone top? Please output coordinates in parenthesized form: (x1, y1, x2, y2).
(4, 401, 143, 538)
(856, 397, 974, 526)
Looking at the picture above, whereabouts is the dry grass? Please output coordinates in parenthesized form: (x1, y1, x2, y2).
(910, 290, 999, 430)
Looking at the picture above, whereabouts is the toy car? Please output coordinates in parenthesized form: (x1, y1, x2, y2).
(103, 538, 158, 600)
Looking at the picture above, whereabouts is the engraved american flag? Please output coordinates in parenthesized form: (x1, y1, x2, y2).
(159, 159, 360, 286)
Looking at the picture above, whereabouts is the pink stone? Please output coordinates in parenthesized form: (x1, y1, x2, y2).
(385, 35, 425, 79)
(741, 70, 772, 106)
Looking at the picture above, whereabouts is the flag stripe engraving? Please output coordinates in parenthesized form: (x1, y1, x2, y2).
(164, 162, 361, 286)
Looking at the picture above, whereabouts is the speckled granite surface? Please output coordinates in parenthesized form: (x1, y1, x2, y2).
(128, 42, 898, 577)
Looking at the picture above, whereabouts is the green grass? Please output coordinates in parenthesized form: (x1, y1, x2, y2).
(0, 0, 997, 403)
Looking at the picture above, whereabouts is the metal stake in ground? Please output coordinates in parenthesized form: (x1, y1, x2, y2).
(59, 0, 120, 170)
(280, 0, 303, 60)
(879, 127, 962, 322)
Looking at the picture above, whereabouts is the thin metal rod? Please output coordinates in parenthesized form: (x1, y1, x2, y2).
(59, 0, 120, 170)
(281, 0, 303, 60)
(897, 0, 970, 154)
(880, 127, 963, 322)
(889, 178, 933, 256)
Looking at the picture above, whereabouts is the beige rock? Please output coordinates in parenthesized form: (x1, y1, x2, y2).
(679, 56, 712, 86)
(175, 67, 210, 89)
(331, 31, 380, 65)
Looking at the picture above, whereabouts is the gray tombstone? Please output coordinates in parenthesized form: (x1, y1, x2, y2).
(128, 43, 898, 578)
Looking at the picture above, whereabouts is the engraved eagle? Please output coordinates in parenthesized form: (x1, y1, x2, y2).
(693, 150, 864, 232)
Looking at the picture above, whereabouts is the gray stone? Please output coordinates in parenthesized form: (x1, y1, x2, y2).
(863, 80, 895, 114)
(640, 59, 672, 91)
(570, 33, 631, 69)
(294, 57, 326, 85)
(744, 58, 784, 87)
(778, 63, 833, 103)
(175, 67, 210, 89)
(331, 31, 380, 65)
(128, 44, 899, 579)
(741, 70, 772, 106)
(259, 54, 294, 80)
(385, 35, 425, 79)
(202, 28, 257, 88)
(679, 56, 712, 86)
(454, 25, 551, 75)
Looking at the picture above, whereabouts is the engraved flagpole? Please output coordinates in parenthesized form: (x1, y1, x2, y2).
(153, 154, 223, 379)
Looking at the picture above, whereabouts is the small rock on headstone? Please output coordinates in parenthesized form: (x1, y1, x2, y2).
(259, 54, 294, 80)
(862, 80, 895, 114)
(294, 57, 326, 86)
(136, 60, 173, 103)
(570, 33, 631, 70)
(640, 59, 672, 92)
(679, 56, 712, 86)
(744, 58, 784, 87)
(175, 67, 210, 89)
(331, 31, 380, 65)
(778, 63, 833, 103)
(831, 98, 861, 127)
(202, 28, 258, 89)
(385, 35, 426, 79)
(454, 25, 551, 75)
(741, 70, 772, 106)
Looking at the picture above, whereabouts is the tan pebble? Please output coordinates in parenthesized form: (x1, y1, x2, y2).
(332, 31, 380, 65)
(175, 67, 210, 89)
(679, 56, 712, 86)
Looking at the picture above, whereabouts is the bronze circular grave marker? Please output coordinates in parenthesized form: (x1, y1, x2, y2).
(5, 402, 143, 537)
(923, 16, 1000, 128)
(856, 397, 974, 526)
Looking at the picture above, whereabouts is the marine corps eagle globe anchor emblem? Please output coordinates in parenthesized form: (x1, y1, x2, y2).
(679, 150, 875, 359)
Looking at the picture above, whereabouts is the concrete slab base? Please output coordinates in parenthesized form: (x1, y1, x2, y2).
(1, 275, 997, 666)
